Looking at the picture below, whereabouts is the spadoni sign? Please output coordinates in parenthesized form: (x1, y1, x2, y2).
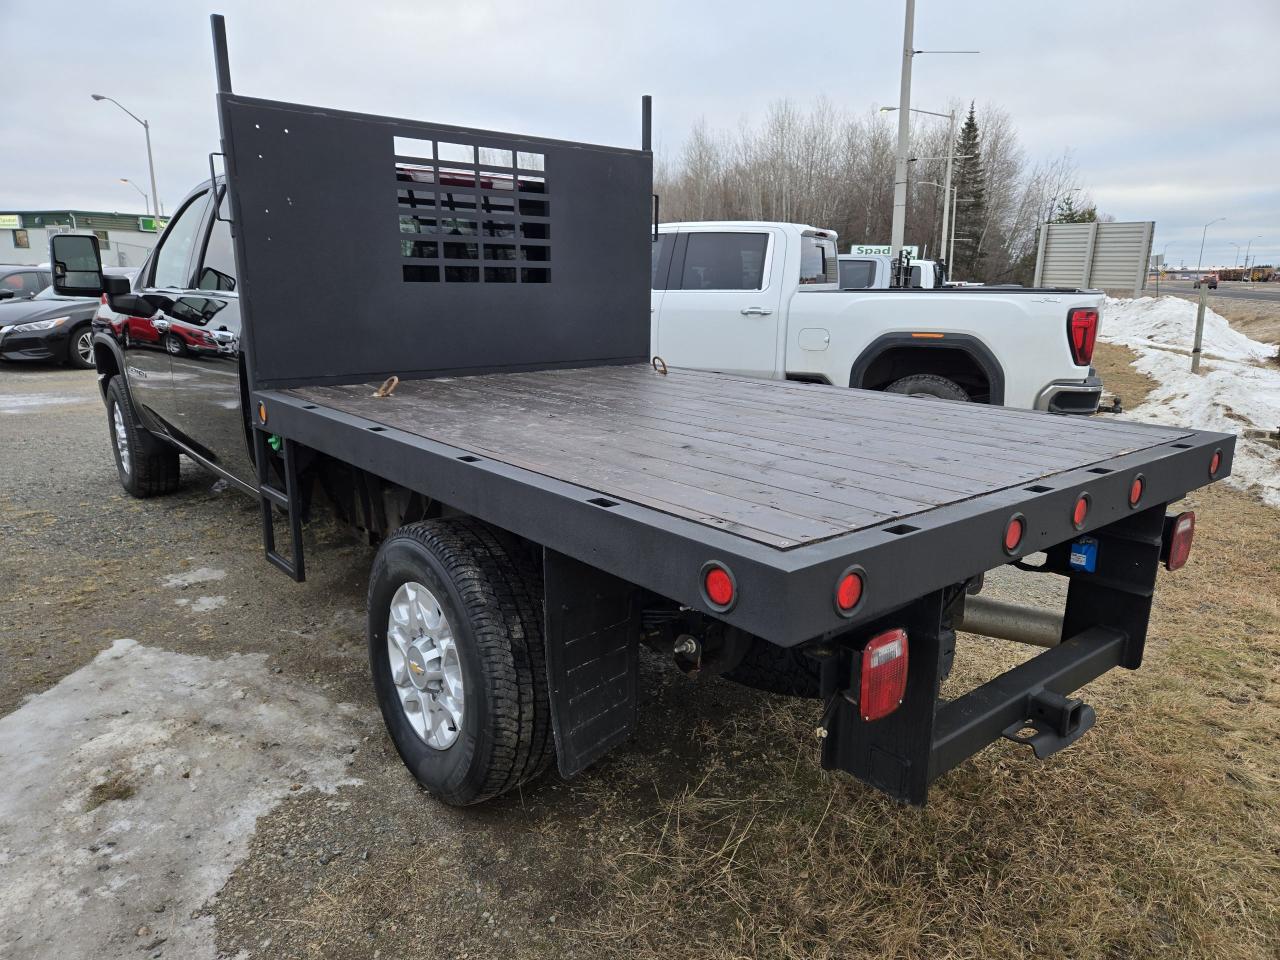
(850, 243, 920, 257)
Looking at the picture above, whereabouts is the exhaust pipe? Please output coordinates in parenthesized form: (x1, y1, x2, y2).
(955, 595, 1063, 648)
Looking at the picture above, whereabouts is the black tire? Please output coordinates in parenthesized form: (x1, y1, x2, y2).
(884, 373, 970, 402)
(106, 376, 180, 497)
(367, 518, 552, 806)
(724, 637, 821, 698)
(164, 332, 186, 357)
(67, 325, 95, 369)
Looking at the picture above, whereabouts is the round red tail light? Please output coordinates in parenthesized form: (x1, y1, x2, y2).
(1209, 449, 1222, 477)
(1003, 514, 1025, 554)
(834, 567, 864, 616)
(1128, 474, 1145, 508)
(1072, 494, 1090, 529)
(701, 563, 736, 611)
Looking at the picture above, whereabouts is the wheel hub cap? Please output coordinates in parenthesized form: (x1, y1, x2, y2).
(112, 402, 131, 474)
(387, 581, 464, 750)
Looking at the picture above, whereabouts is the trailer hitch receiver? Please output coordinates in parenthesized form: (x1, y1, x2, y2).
(1001, 689, 1096, 760)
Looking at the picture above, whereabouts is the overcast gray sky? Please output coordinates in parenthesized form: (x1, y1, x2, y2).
(3, 0, 1277, 267)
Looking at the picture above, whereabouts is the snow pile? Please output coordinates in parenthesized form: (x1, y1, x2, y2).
(1101, 297, 1280, 509)
(0, 639, 363, 960)
(1102, 296, 1277, 363)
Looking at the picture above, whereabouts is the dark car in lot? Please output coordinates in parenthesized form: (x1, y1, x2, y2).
(0, 264, 52, 301)
(0, 267, 136, 368)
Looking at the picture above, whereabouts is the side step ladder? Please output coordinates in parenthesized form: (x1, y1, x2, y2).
(253, 427, 306, 582)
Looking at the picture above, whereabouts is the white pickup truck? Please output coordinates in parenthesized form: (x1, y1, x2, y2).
(651, 221, 1104, 412)
(838, 252, 945, 290)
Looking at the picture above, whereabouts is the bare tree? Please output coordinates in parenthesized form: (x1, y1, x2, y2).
(654, 99, 1094, 284)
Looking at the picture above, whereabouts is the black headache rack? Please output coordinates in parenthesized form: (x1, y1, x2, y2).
(209, 17, 1236, 802)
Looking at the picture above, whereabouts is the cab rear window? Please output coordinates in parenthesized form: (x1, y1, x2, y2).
(800, 234, 837, 285)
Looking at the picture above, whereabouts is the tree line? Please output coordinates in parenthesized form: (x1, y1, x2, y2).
(654, 99, 1100, 284)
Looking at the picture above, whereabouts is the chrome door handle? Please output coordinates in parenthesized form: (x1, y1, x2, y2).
(151, 316, 171, 332)
(740, 306, 773, 316)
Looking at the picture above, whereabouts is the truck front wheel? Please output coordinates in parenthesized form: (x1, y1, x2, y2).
(106, 376, 181, 497)
(884, 373, 970, 402)
(368, 518, 552, 806)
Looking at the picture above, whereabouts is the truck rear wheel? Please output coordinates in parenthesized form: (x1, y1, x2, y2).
(884, 373, 970, 402)
(106, 376, 181, 497)
(368, 518, 552, 805)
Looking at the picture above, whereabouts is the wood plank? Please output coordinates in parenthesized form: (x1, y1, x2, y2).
(443, 370, 1092, 477)
(301, 383, 851, 544)
(658, 366, 1190, 444)
(586, 366, 1185, 452)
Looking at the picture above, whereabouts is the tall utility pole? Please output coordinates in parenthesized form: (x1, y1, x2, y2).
(889, 0, 915, 271)
(1197, 216, 1224, 273)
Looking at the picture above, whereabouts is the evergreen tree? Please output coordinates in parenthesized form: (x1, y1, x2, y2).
(950, 104, 986, 279)
(1053, 195, 1098, 223)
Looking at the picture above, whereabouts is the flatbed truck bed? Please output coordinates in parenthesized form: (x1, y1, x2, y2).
(59, 15, 1236, 809)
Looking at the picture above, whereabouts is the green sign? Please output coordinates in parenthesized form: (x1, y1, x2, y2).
(0, 214, 21, 230)
(849, 244, 920, 258)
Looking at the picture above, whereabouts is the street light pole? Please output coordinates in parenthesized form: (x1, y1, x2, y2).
(888, 0, 915, 271)
(884, 106, 957, 270)
(1243, 236, 1260, 281)
(1196, 216, 1224, 274)
(92, 94, 162, 217)
(119, 178, 150, 216)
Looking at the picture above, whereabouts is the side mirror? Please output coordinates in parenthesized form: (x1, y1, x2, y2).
(0, 289, 15, 301)
(50, 234, 104, 297)
(103, 276, 156, 318)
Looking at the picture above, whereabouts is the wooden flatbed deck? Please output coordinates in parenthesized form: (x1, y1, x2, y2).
(287, 365, 1191, 550)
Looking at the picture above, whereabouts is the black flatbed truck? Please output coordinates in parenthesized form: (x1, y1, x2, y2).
(52, 16, 1233, 807)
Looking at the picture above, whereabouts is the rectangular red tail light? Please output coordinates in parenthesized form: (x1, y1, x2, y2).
(1067, 307, 1099, 366)
(859, 628, 909, 721)
(1163, 511, 1196, 570)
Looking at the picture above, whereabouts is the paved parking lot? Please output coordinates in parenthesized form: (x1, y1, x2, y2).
(2, 357, 1277, 960)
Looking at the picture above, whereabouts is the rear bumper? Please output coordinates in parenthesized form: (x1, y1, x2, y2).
(1034, 374, 1103, 414)
(820, 504, 1169, 805)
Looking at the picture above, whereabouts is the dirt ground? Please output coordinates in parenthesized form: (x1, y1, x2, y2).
(1, 349, 1277, 959)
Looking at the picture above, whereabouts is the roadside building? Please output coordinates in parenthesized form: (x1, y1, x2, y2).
(0, 210, 165, 268)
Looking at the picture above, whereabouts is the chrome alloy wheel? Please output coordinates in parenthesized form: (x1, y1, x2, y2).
(112, 401, 131, 475)
(75, 329, 93, 365)
(387, 581, 464, 750)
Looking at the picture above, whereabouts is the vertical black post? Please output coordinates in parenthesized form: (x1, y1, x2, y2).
(210, 14, 232, 94)
(641, 95, 652, 152)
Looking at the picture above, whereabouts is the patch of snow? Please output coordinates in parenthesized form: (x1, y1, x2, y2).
(0, 639, 362, 960)
(1102, 296, 1277, 364)
(0, 394, 85, 414)
(1102, 297, 1280, 508)
(160, 567, 227, 589)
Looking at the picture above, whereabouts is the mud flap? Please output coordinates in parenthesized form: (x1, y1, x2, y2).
(543, 549, 640, 778)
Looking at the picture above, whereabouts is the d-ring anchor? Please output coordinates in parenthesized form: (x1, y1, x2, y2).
(373, 375, 400, 398)
(651, 356, 668, 376)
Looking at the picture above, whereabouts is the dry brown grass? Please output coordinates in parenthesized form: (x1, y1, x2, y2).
(541, 482, 1280, 958)
(1093, 342, 1160, 411)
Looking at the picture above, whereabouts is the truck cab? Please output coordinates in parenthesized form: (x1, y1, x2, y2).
(89, 180, 255, 493)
